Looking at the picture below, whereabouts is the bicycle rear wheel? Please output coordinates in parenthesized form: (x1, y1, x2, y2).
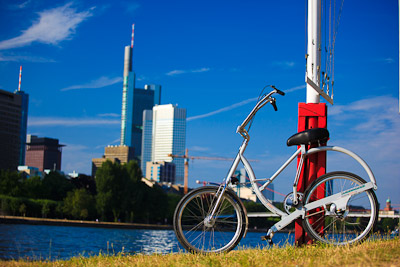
(173, 186, 247, 253)
(303, 171, 378, 245)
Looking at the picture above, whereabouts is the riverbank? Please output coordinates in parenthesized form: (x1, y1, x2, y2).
(0, 215, 172, 230)
(4, 238, 400, 266)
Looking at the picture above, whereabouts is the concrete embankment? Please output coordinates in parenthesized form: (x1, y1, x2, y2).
(0, 215, 173, 230)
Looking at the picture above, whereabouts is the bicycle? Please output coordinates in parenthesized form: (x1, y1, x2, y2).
(173, 86, 379, 253)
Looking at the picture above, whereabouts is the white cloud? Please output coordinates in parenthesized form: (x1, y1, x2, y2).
(328, 95, 400, 204)
(273, 61, 296, 68)
(8, 0, 32, 10)
(0, 52, 56, 62)
(95, 138, 120, 149)
(0, 2, 93, 50)
(187, 96, 258, 122)
(124, 2, 140, 13)
(60, 76, 123, 91)
(189, 146, 210, 152)
(28, 117, 120, 127)
(166, 67, 210, 76)
(285, 84, 306, 93)
(382, 57, 394, 64)
(98, 113, 120, 118)
(62, 144, 99, 175)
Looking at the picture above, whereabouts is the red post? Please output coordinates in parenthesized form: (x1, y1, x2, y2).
(295, 103, 327, 245)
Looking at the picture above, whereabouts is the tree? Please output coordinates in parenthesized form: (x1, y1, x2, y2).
(63, 188, 96, 220)
(0, 170, 24, 197)
(70, 174, 96, 195)
(19, 203, 26, 217)
(41, 171, 74, 201)
(126, 160, 142, 183)
(166, 193, 182, 224)
(41, 201, 50, 218)
(22, 176, 44, 199)
(95, 160, 127, 222)
(123, 161, 145, 222)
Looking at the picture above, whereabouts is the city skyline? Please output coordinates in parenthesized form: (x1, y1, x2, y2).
(0, 0, 398, 207)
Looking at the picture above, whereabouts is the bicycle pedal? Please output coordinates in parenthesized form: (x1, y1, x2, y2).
(261, 234, 274, 245)
(261, 235, 274, 245)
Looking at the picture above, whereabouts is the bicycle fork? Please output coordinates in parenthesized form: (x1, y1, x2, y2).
(204, 140, 248, 227)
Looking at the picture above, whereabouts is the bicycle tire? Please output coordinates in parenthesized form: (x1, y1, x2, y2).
(173, 186, 247, 253)
(302, 171, 378, 245)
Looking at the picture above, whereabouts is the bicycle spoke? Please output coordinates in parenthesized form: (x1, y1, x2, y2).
(303, 172, 378, 245)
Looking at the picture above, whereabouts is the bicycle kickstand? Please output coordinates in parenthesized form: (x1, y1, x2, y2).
(261, 228, 274, 246)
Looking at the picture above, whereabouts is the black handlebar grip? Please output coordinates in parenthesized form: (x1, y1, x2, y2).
(271, 86, 285, 96)
(276, 89, 285, 96)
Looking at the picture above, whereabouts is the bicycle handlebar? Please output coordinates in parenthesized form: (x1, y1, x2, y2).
(271, 85, 285, 96)
(237, 87, 284, 136)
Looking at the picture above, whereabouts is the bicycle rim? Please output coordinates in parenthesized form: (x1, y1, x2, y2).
(303, 171, 378, 245)
(173, 187, 245, 253)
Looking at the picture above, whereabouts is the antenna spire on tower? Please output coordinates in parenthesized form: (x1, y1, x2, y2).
(131, 24, 135, 48)
(18, 65, 22, 91)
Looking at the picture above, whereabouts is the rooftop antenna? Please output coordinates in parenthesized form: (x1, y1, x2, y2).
(131, 24, 135, 49)
(18, 65, 22, 91)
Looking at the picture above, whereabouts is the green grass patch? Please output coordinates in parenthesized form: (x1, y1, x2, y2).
(3, 238, 399, 266)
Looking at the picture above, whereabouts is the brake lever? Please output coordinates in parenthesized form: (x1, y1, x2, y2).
(271, 98, 278, 111)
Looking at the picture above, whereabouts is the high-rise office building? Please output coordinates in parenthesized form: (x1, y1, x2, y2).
(119, 44, 161, 163)
(91, 145, 134, 177)
(15, 90, 29, 166)
(0, 89, 25, 170)
(25, 135, 64, 172)
(142, 104, 186, 184)
(141, 110, 153, 175)
(146, 161, 176, 183)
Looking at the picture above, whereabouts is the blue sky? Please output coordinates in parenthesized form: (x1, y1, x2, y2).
(0, 0, 398, 208)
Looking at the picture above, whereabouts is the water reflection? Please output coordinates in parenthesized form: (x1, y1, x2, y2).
(0, 224, 293, 261)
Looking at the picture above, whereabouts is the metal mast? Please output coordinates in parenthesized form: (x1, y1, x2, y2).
(306, 0, 321, 104)
(18, 65, 22, 91)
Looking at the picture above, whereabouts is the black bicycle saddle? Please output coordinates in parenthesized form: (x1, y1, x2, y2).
(286, 128, 329, 147)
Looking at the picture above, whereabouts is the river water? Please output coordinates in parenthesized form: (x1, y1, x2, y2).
(0, 224, 294, 261)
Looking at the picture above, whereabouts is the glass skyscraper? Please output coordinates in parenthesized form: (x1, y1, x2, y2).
(120, 45, 161, 163)
(141, 104, 186, 184)
(141, 109, 153, 175)
(15, 90, 29, 166)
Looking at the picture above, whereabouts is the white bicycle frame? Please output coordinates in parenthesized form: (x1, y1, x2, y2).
(207, 89, 378, 237)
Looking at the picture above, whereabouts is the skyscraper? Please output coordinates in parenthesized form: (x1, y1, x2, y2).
(119, 25, 161, 163)
(25, 135, 64, 172)
(15, 66, 29, 166)
(15, 90, 29, 166)
(141, 109, 153, 175)
(142, 104, 186, 184)
(0, 89, 23, 170)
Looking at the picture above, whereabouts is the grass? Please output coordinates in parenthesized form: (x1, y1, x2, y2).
(2, 238, 399, 266)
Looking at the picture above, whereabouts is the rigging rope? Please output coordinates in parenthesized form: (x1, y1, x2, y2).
(320, 0, 344, 100)
(304, 0, 344, 101)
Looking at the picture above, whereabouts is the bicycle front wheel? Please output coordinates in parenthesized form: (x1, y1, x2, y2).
(303, 171, 378, 245)
(173, 186, 247, 253)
